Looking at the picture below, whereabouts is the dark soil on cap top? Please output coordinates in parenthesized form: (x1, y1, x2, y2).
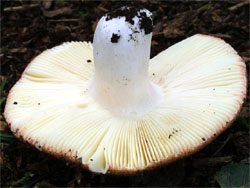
(1, 1, 249, 187)
(110, 33, 120, 43)
(106, 6, 153, 35)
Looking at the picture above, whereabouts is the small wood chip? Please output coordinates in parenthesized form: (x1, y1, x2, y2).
(0, 121, 8, 131)
(42, 0, 53, 9)
(10, 48, 27, 53)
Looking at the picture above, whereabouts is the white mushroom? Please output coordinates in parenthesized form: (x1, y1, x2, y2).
(4, 7, 247, 174)
(87, 8, 162, 118)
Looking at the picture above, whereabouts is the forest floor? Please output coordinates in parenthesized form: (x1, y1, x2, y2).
(1, 0, 249, 187)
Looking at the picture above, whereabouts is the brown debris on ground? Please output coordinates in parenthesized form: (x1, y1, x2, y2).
(0, 1, 249, 187)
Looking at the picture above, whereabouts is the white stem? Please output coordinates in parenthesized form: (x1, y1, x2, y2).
(87, 7, 162, 118)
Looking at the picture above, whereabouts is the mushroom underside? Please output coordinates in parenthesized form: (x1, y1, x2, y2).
(4, 34, 247, 174)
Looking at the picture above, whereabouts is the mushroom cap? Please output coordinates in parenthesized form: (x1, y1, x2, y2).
(4, 34, 247, 174)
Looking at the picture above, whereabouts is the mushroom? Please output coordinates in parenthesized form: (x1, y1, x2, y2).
(4, 7, 247, 174)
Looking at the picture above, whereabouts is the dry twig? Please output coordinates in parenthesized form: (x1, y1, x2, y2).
(212, 133, 233, 157)
(4, 4, 40, 12)
(192, 156, 232, 168)
(43, 7, 72, 18)
(211, 34, 232, 39)
(228, 0, 250, 11)
(48, 19, 80, 22)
